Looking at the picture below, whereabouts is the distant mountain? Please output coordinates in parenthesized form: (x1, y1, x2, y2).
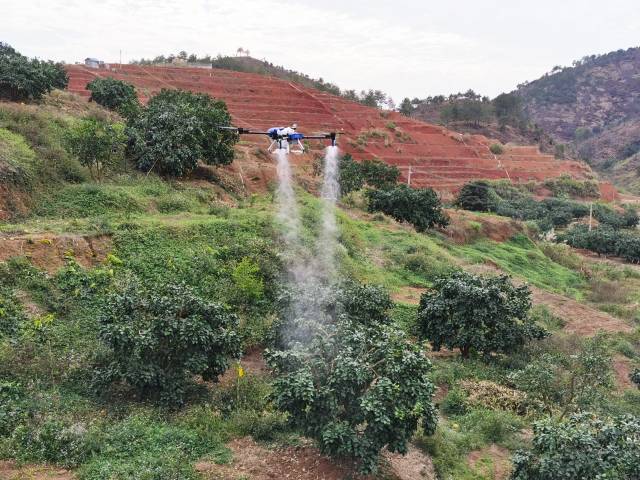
(516, 47, 640, 192)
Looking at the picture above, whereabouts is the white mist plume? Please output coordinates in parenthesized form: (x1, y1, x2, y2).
(272, 147, 341, 346)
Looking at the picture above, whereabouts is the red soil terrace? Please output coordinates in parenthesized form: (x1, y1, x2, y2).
(66, 64, 608, 197)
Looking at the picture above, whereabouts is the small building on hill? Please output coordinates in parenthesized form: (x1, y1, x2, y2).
(84, 58, 104, 68)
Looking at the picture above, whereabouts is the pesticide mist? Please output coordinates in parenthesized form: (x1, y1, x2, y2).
(273, 146, 341, 346)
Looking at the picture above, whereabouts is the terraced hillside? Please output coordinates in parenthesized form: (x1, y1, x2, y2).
(66, 64, 595, 196)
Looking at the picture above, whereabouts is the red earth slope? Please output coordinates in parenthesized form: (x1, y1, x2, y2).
(66, 64, 597, 196)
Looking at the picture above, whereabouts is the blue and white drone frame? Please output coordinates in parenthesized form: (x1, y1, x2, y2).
(218, 126, 338, 154)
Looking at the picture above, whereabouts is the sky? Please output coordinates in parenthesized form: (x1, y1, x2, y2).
(3, 0, 639, 102)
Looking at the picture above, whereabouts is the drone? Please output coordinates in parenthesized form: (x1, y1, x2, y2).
(218, 124, 337, 154)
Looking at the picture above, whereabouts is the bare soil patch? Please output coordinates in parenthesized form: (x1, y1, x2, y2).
(442, 210, 526, 244)
(613, 354, 635, 391)
(0, 461, 75, 480)
(530, 288, 633, 336)
(391, 287, 427, 305)
(0, 233, 111, 273)
(196, 437, 354, 480)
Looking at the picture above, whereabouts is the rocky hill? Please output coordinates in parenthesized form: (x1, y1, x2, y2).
(516, 47, 640, 192)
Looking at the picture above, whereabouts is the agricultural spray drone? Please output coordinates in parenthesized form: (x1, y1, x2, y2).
(218, 125, 337, 154)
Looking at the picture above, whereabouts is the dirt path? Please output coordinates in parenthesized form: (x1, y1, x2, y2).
(529, 287, 633, 335)
(0, 461, 75, 480)
(467, 444, 511, 480)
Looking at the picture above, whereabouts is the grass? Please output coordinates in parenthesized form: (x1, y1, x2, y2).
(449, 234, 586, 298)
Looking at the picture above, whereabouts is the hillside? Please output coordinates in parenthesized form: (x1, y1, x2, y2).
(1, 93, 640, 479)
(65, 63, 597, 199)
(516, 47, 640, 192)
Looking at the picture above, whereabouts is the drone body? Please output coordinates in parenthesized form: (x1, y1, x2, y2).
(219, 125, 337, 154)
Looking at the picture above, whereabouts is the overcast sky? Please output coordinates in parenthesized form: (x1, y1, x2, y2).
(4, 0, 639, 101)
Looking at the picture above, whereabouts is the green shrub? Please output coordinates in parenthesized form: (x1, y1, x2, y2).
(418, 271, 547, 358)
(441, 388, 468, 415)
(489, 143, 504, 155)
(266, 282, 438, 473)
(455, 180, 495, 211)
(0, 43, 67, 101)
(87, 77, 140, 117)
(366, 184, 449, 231)
(127, 89, 238, 177)
(0, 128, 36, 188)
(631, 368, 640, 388)
(64, 117, 127, 181)
(0, 381, 29, 437)
(511, 413, 640, 480)
(543, 174, 599, 198)
(508, 338, 613, 416)
(338, 154, 400, 196)
(0, 288, 26, 338)
(97, 280, 241, 406)
(11, 417, 92, 467)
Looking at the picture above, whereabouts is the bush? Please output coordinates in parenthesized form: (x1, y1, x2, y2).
(417, 271, 547, 358)
(508, 338, 613, 417)
(338, 154, 400, 196)
(127, 89, 238, 177)
(511, 413, 640, 480)
(87, 77, 140, 117)
(454, 180, 495, 211)
(97, 280, 241, 406)
(489, 143, 504, 155)
(560, 224, 640, 263)
(0, 288, 26, 338)
(64, 117, 127, 180)
(543, 174, 599, 198)
(367, 184, 449, 231)
(630, 368, 640, 388)
(266, 282, 438, 473)
(0, 43, 67, 101)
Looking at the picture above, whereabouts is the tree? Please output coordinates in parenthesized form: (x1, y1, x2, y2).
(126, 89, 238, 177)
(511, 413, 640, 480)
(360, 159, 400, 189)
(97, 281, 241, 406)
(493, 93, 524, 128)
(266, 282, 437, 473)
(64, 117, 126, 181)
(417, 272, 547, 358)
(338, 156, 400, 197)
(338, 154, 365, 196)
(86, 77, 139, 117)
(455, 180, 495, 211)
(366, 184, 449, 231)
(399, 97, 414, 116)
(0, 42, 67, 101)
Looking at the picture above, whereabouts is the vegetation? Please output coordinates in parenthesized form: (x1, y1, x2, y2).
(267, 282, 437, 473)
(366, 184, 449, 231)
(489, 143, 504, 155)
(86, 77, 140, 117)
(0, 43, 67, 102)
(127, 89, 238, 177)
(560, 224, 640, 263)
(337, 153, 400, 196)
(511, 413, 640, 479)
(508, 337, 613, 417)
(64, 116, 126, 181)
(418, 271, 547, 358)
(97, 280, 241, 406)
